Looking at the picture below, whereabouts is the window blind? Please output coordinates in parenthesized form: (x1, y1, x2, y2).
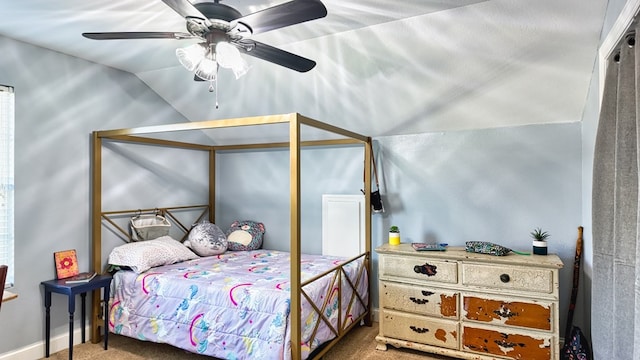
(0, 85, 14, 286)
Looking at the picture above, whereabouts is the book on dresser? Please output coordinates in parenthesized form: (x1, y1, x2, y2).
(411, 243, 447, 251)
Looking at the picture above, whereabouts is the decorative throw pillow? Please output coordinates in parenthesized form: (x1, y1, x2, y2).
(226, 220, 265, 251)
(108, 236, 198, 273)
(465, 241, 512, 256)
(187, 221, 228, 256)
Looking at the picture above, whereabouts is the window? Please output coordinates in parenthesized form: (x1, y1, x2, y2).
(0, 85, 14, 287)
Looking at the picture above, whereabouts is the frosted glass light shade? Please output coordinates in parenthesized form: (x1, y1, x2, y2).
(176, 43, 206, 71)
(194, 57, 218, 81)
(216, 42, 250, 79)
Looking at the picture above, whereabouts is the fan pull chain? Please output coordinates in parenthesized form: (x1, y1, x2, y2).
(215, 79, 219, 109)
(207, 80, 219, 109)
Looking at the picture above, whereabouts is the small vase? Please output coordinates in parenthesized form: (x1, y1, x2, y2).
(389, 232, 401, 245)
(532, 240, 548, 255)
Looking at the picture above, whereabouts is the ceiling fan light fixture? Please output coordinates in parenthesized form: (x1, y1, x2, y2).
(82, 0, 329, 103)
(194, 56, 218, 82)
(216, 42, 250, 79)
(229, 60, 250, 79)
(176, 43, 206, 71)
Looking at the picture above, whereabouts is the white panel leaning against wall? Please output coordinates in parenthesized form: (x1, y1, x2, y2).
(0, 84, 14, 287)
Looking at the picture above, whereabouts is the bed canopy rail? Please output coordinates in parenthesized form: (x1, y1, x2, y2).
(90, 113, 373, 360)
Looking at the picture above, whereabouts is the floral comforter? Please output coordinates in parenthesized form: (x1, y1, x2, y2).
(109, 249, 368, 360)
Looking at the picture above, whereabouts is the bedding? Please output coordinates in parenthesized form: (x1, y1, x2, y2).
(109, 249, 368, 360)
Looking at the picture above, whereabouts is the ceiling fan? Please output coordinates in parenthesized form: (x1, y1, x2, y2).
(82, 0, 327, 99)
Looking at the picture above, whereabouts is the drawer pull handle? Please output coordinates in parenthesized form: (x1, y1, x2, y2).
(409, 297, 429, 305)
(493, 308, 517, 318)
(409, 325, 429, 334)
(494, 339, 518, 349)
(500, 274, 510, 283)
(413, 263, 438, 276)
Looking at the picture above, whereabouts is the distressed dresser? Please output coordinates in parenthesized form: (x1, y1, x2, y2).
(375, 243, 563, 360)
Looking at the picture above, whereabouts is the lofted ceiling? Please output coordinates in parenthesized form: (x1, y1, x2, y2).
(0, 0, 608, 138)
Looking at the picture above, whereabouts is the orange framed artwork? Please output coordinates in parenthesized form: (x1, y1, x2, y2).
(53, 249, 79, 279)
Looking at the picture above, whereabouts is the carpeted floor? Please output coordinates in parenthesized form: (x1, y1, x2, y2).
(43, 322, 455, 360)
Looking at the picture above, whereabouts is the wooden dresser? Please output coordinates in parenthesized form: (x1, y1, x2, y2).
(375, 243, 563, 360)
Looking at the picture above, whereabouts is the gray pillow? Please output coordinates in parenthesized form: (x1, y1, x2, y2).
(187, 221, 228, 256)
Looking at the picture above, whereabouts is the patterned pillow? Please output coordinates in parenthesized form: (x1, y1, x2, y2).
(226, 220, 265, 251)
(108, 236, 198, 273)
(465, 241, 512, 256)
(187, 221, 228, 256)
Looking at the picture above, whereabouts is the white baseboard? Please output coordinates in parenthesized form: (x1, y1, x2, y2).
(0, 326, 92, 360)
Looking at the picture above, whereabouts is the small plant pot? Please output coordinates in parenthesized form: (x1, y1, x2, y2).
(532, 240, 548, 255)
(389, 232, 401, 245)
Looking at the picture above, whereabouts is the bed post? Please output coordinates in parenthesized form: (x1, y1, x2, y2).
(90, 131, 103, 343)
(364, 137, 373, 326)
(289, 114, 302, 359)
(209, 148, 215, 223)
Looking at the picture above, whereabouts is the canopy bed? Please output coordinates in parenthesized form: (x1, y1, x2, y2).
(89, 113, 373, 360)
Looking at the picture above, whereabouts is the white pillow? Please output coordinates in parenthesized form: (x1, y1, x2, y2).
(108, 236, 198, 273)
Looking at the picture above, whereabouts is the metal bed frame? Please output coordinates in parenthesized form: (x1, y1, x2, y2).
(89, 113, 373, 359)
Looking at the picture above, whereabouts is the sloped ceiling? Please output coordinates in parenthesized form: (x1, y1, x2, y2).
(0, 0, 607, 137)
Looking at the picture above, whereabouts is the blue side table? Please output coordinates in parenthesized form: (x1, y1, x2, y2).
(41, 274, 112, 360)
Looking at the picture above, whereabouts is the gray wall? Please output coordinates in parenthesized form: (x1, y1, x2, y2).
(215, 145, 364, 253)
(0, 36, 196, 355)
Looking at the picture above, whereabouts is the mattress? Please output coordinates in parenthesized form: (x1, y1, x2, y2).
(109, 249, 368, 360)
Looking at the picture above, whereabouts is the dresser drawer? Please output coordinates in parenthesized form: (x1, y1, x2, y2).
(381, 309, 458, 349)
(462, 263, 553, 294)
(381, 281, 458, 318)
(380, 255, 458, 284)
(462, 294, 553, 331)
(462, 325, 553, 360)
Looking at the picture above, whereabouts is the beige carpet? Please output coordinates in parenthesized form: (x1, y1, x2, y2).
(44, 322, 455, 360)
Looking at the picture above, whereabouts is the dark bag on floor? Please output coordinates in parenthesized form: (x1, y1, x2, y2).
(561, 325, 592, 360)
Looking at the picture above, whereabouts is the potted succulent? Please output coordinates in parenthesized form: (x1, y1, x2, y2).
(530, 227, 549, 255)
(389, 225, 401, 245)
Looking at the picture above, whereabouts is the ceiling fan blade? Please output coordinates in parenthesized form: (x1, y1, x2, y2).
(162, 0, 209, 22)
(238, 41, 316, 72)
(235, 0, 327, 35)
(82, 32, 195, 40)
